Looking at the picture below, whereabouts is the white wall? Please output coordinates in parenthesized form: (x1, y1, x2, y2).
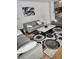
(50, 1, 55, 21)
(17, 1, 51, 29)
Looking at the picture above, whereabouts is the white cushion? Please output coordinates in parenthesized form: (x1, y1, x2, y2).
(17, 41, 37, 54)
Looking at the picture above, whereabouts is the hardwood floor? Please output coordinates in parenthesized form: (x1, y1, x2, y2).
(41, 48, 62, 59)
(41, 54, 50, 59)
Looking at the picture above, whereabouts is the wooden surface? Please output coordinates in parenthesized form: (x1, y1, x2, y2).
(53, 48, 62, 59)
(42, 48, 62, 59)
(42, 54, 49, 59)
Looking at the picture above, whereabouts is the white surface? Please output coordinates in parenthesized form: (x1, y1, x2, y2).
(37, 21, 42, 25)
(17, 1, 50, 29)
(50, 0, 55, 21)
(17, 30, 22, 36)
(27, 24, 32, 27)
(17, 41, 37, 54)
(37, 25, 56, 32)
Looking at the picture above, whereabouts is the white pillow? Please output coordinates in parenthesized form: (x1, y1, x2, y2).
(17, 41, 37, 54)
(27, 24, 32, 27)
(37, 21, 42, 25)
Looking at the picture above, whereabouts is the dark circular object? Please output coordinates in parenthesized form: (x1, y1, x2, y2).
(59, 33, 62, 36)
(44, 39, 60, 49)
(55, 25, 62, 29)
(36, 36, 42, 39)
(46, 33, 53, 38)
(53, 28, 62, 32)
(45, 25, 48, 28)
(58, 37, 62, 40)
(33, 34, 46, 42)
(53, 25, 62, 32)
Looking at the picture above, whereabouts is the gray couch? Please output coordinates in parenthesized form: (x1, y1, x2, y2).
(23, 20, 44, 33)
